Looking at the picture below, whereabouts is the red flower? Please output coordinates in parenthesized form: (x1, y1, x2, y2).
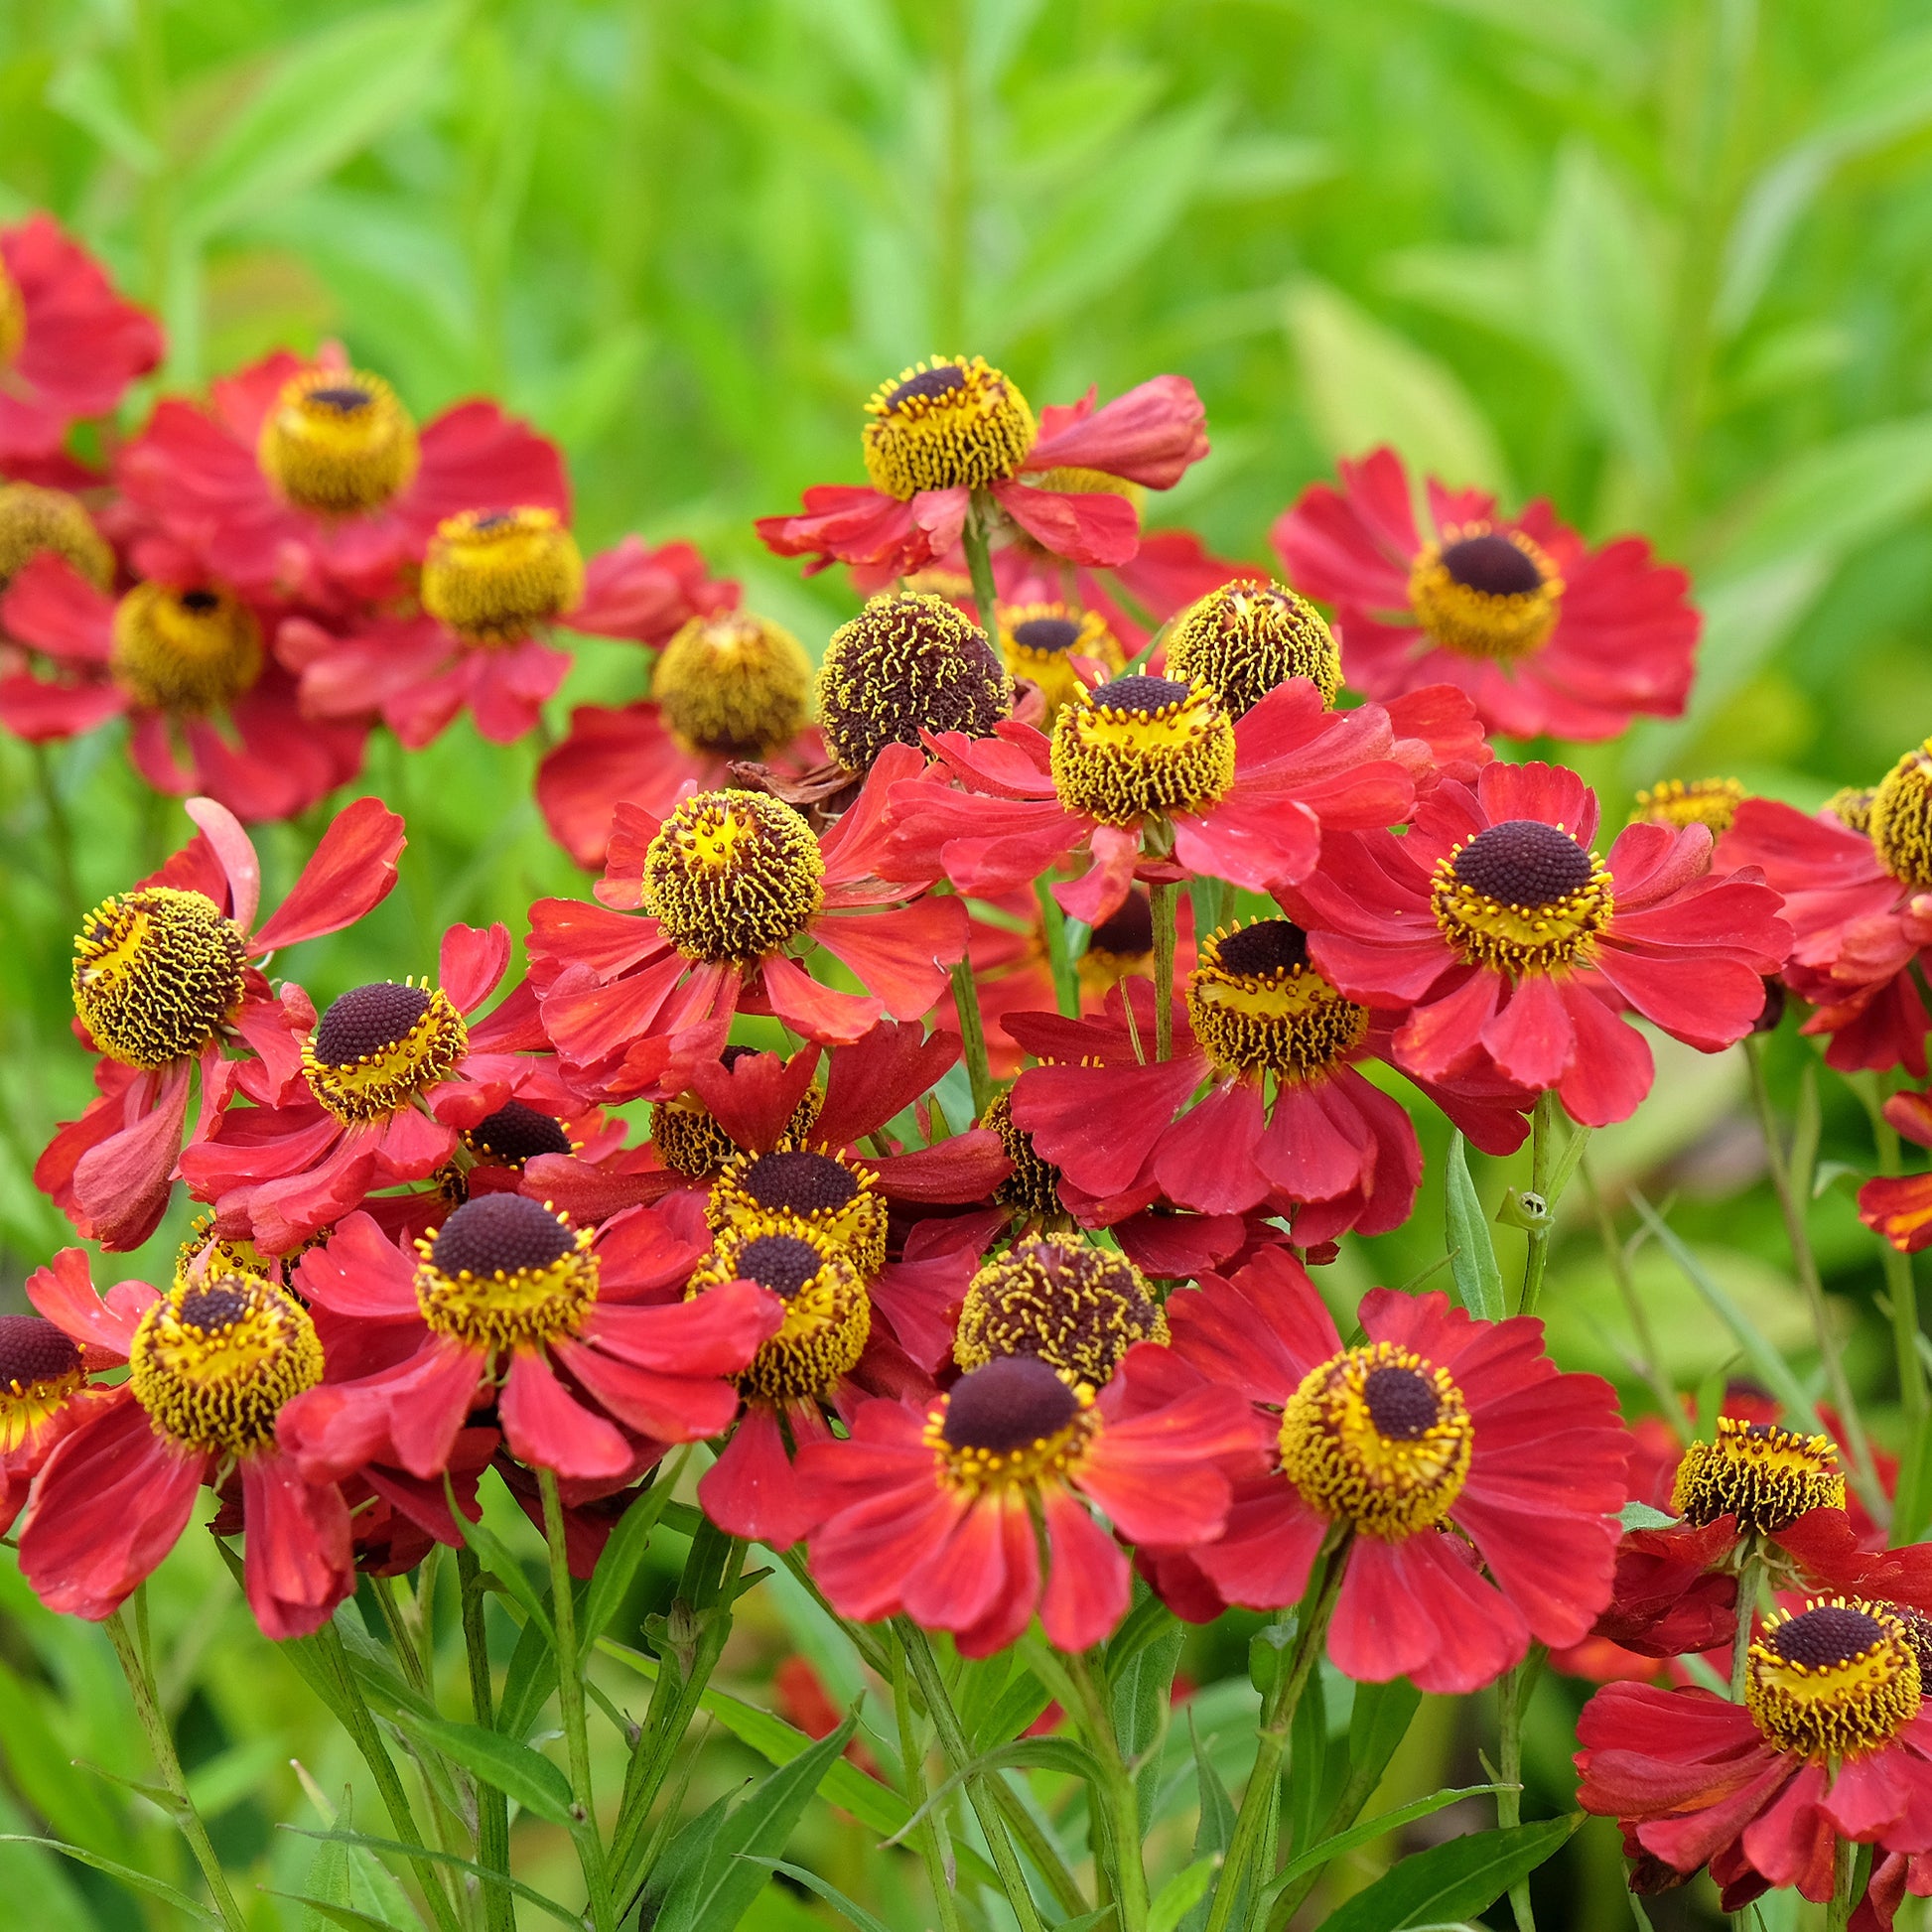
(1006, 958, 1530, 1240)
(1285, 761, 1791, 1127)
(178, 921, 552, 1253)
(757, 361, 1207, 577)
(796, 1345, 1263, 1655)
(538, 593, 830, 871)
(1577, 1601, 1932, 1909)
(1272, 446, 1698, 741)
(529, 745, 968, 1090)
(1156, 1254, 1630, 1692)
(0, 554, 366, 818)
(1863, 1091, 1932, 1252)
(0, 214, 162, 483)
(886, 676, 1417, 928)
(0, 1256, 124, 1530)
(117, 345, 567, 609)
(16, 1250, 352, 1639)
(1719, 782, 1932, 1075)
(38, 794, 405, 1250)
(277, 1198, 780, 1488)
(279, 526, 703, 751)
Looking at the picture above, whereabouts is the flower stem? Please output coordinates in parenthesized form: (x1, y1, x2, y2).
(1862, 1081, 1931, 1507)
(1062, 1651, 1150, 1932)
(1746, 1036, 1884, 1514)
(961, 494, 1002, 634)
(539, 1467, 615, 1932)
(897, 1619, 1048, 1932)
(1151, 880, 1178, 1059)
(948, 958, 997, 1118)
(1035, 876, 1080, 1017)
(456, 1547, 515, 1932)
(104, 1596, 247, 1932)
(890, 1629, 966, 1932)
(1495, 1644, 1546, 1932)
(1518, 1092, 1558, 1316)
(1731, 1539, 1765, 1700)
(1202, 1546, 1345, 1932)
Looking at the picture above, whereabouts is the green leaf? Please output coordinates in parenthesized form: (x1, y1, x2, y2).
(267, 1892, 418, 1932)
(582, 1458, 684, 1645)
(1444, 1133, 1505, 1320)
(1180, 1713, 1236, 1932)
(179, 2, 467, 239)
(0, 1836, 218, 1922)
(1148, 1858, 1217, 1932)
(1314, 1817, 1579, 1932)
(1347, 1678, 1422, 1785)
(46, 59, 161, 173)
(653, 1716, 858, 1932)
(390, 1712, 576, 1828)
(1110, 1594, 1184, 1829)
(737, 1860, 900, 1932)
(1286, 278, 1509, 495)
(1628, 1192, 1825, 1438)
(282, 1830, 580, 1927)
(452, 1493, 556, 1646)
(494, 1613, 558, 1742)
(1264, 1784, 1514, 1896)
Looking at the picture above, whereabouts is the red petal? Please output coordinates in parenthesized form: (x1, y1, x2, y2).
(1038, 1484, 1130, 1651)
(498, 1351, 634, 1480)
(988, 480, 1140, 567)
(239, 1451, 353, 1639)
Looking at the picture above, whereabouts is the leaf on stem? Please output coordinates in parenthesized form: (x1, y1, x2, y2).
(1444, 1133, 1505, 1320)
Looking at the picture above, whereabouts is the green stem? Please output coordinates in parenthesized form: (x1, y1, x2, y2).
(1583, 1158, 1686, 1442)
(1828, 1836, 1869, 1932)
(1035, 877, 1080, 1017)
(457, 1548, 514, 1932)
(1203, 1547, 1346, 1932)
(1746, 1037, 1883, 1510)
(32, 744, 79, 912)
(1869, 1093, 1930, 1430)
(1495, 1645, 1546, 1932)
(1151, 880, 1178, 1060)
(961, 495, 1002, 633)
(1519, 1092, 1558, 1317)
(897, 1621, 1048, 1932)
(948, 958, 996, 1119)
(539, 1468, 615, 1932)
(1731, 1540, 1765, 1701)
(313, 1619, 464, 1932)
(104, 1599, 248, 1932)
(891, 1631, 965, 1932)
(1063, 1652, 1149, 1932)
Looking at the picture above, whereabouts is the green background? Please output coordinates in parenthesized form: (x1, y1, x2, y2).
(4, 1, 1932, 1925)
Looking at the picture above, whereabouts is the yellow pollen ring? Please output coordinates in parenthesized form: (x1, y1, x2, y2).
(1747, 1598, 1922, 1761)
(1408, 525, 1563, 663)
(925, 1382, 1099, 1497)
(303, 982, 470, 1123)
(421, 507, 585, 645)
(862, 355, 1036, 499)
(997, 602, 1125, 723)
(685, 1219, 870, 1404)
(1049, 677, 1236, 825)
(651, 1079, 824, 1179)
(707, 1146, 889, 1278)
(109, 584, 264, 715)
(1429, 834, 1613, 978)
(1278, 1341, 1474, 1540)
(413, 1213, 599, 1353)
(0, 1366, 85, 1453)
(72, 886, 247, 1070)
(0, 483, 114, 593)
(257, 366, 420, 515)
(1869, 739, 1932, 891)
(641, 790, 825, 964)
(1670, 1415, 1845, 1533)
(1632, 777, 1747, 836)
(1186, 923, 1369, 1080)
(652, 610, 814, 759)
(127, 1271, 324, 1458)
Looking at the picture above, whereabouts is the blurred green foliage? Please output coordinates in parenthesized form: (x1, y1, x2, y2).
(5, 1, 1932, 1925)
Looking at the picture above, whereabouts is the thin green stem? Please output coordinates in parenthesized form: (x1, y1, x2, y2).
(891, 1631, 965, 1932)
(1203, 1546, 1346, 1932)
(1063, 1651, 1149, 1932)
(1869, 1091, 1930, 1428)
(948, 958, 996, 1119)
(1745, 1037, 1882, 1509)
(1731, 1540, 1765, 1701)
(1496, 1645, 1546, 1932)
(312, 1618, 464, 1932)
(961, 494, 1002, 632)
(1828, 1836, 1869, 1932)
(897, 1620, 1048, 1932)
(1583, 1158, 1686, 1442)
(1151, 880, 1178, 1059)
(105, 1599, 247, 1932)
(1035, 877, 1080, 1017)
(1519, 1092, 1558, 1317)
(539, 1468, 615, 1932)
(457, 1548, 514, 1932)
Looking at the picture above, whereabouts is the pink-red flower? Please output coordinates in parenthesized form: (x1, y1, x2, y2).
(16, 1249, 352, 1639)
(796, 1344, 1263, 1655)
(758, 361, 1207, 578)
(1284, 761, 1791, 1126)
(0, 554, 366, 818)
(1273, 446, 1698, 741)
(277, 1198, 780, 1489)
(117, 345, 567, 610)
(529, 745, 968, 1091)
(1006, 958, 1530, 1242)
(39, 794, 404, 1250)
(1150, 1254, 1630, 1692)
(886, 676, 1417, 928)
(0, 214, 162, 483)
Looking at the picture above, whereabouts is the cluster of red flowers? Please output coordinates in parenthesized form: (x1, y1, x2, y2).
(14, 214, 1932, 1922)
